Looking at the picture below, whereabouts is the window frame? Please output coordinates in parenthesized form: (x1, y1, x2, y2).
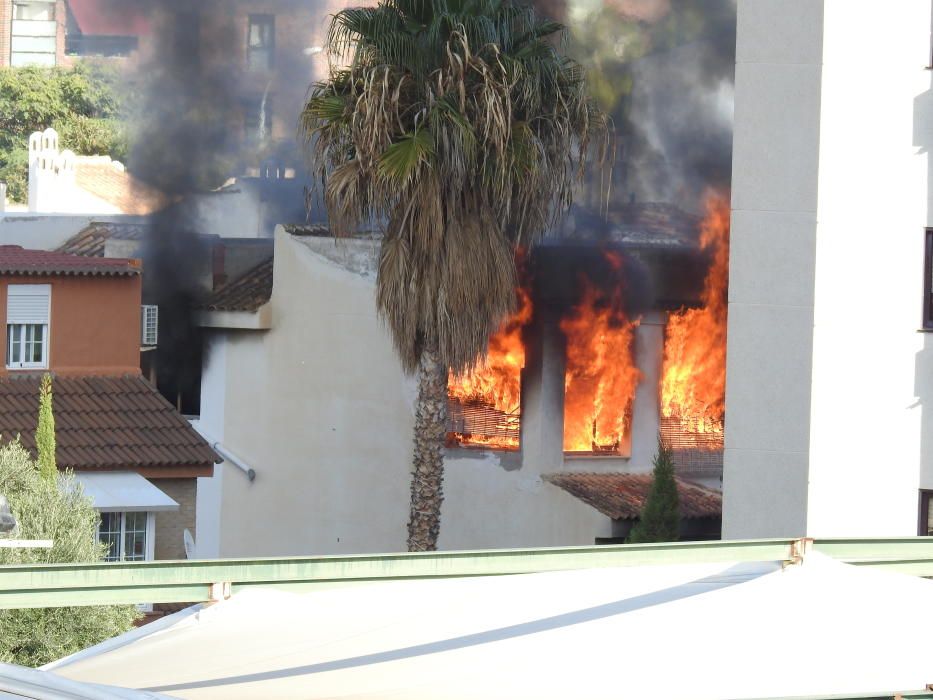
(97, 510, 155, 562)
(6, 322, 48, 369)
(12, 0, 55, 21)
(246, 14, 275, 72)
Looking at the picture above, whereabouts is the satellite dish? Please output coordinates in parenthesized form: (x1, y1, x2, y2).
(183, 529, 196, 560)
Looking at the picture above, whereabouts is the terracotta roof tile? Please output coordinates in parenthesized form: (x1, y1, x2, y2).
(544, 472, 722, 520)
(0, 245, 139, 276)
(75, 161, 173, 216)
(200, 257, 273, 312)
(0, 374, 218, 471)
(56, 222, 149, 257)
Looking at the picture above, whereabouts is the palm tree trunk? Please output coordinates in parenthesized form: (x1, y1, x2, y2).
(407, 346, 448, 551)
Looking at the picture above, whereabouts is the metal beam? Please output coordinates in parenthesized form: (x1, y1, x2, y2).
(0, 537, 932, 609)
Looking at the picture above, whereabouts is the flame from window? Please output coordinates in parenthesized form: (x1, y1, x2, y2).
(447, 285, 532, 449)
(561, 251, 642, 454)
(660, 191, 730, 434)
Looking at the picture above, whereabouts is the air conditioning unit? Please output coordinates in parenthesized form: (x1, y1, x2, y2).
(141, 305, 158, 346)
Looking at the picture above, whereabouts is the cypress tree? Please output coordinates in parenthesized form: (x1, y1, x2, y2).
(627, 438, 680, 543)
(36, 373, 56, 482)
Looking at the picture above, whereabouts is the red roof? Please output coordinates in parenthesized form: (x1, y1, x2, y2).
(0, 246, 140, 277)
(67, 0, 150, 37)
(544, 472, 722, 520)
(0, 374, 217, 473)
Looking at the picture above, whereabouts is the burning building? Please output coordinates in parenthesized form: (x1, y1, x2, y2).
(192, 198, 728, 558)
(446, 196, 729, 491)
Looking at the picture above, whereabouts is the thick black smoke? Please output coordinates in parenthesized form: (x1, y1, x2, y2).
(115, 1, 313, 412)
(567, 0, 736, 215)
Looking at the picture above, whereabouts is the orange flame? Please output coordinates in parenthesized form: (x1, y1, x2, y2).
(660, 192, 730, 434)
(561, 260, 641, 454)
(447, 286, 532, 449)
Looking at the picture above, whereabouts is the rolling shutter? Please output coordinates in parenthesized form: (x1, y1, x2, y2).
(7, 284, 50, 324)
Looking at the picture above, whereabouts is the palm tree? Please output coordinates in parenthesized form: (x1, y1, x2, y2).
(301, 0, 605, 551)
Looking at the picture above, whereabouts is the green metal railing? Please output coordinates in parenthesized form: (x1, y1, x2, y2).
(1, 537, 933, 609)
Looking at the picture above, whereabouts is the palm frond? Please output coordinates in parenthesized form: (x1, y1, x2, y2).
(300, 0, 608, 373)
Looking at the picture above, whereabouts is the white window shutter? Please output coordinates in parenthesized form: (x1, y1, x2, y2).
(7, 285, 50, 324)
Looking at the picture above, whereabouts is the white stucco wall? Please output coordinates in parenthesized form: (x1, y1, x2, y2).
(200, 228, 616, 557)
(0, 214, 142, 250)
(724, 0, 933, 537)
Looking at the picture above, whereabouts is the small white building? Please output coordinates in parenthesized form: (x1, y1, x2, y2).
(25, 127, 171, 216)
(723, 0, 933, 537)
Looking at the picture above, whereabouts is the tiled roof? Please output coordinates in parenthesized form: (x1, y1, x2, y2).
(544, 472, 722, 520)
(57, 222, 149, 257)
(0, 245, 139, 276)
(0, 374, 218, 471)
(75, 160, 173, 216)
(200, 257, 273, 312)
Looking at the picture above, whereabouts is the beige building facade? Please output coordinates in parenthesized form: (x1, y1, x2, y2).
(723, 0, 933, 537)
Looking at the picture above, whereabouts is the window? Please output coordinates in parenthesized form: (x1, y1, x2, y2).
(6, 284, 49, 369)
(98, 511, 153, 561)
(11, 1, 56, 66)
(247, 15, 274, 72)
(924, 229, 933, 329)
(13, 1, 54, 21)
(141, 305, 158, 346)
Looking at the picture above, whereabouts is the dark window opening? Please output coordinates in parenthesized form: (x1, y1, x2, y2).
(247, 14, 274, 72)
(920, 490, 933, 535)
(923, 229, 933, 329)
(66, 35, 139, 57)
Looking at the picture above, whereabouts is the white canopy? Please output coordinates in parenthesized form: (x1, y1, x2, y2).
(74, 472, 178, 513)
(44, 553, 933, 699)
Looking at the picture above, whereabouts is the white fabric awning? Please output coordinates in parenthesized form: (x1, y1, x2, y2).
(43, 553, 933, 699)
(74, 472, 178, 513)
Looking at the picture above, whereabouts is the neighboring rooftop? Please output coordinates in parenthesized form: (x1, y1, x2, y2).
(0, 374, 217, 474)
(0, 245, 139, 277)
(201, 257, 273, 312)
(73, 157, 174, 216)
(57, 221, 149, 257)
(544, 472, 722, 520)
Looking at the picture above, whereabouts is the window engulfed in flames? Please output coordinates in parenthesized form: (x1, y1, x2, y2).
(446, 287, 532, 450)
(445, 192, 730, 460)
(660, 193, 730, 467)
(561, 252, 641, 455)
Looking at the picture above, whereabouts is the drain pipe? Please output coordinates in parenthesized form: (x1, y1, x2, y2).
(210, 441, 257, 482)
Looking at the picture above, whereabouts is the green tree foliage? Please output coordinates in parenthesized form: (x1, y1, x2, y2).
(35, 373, 55, 482)
(0, 64, 128, 202)
(628, 439, 680, 544)
(0, 442, 137, 667)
